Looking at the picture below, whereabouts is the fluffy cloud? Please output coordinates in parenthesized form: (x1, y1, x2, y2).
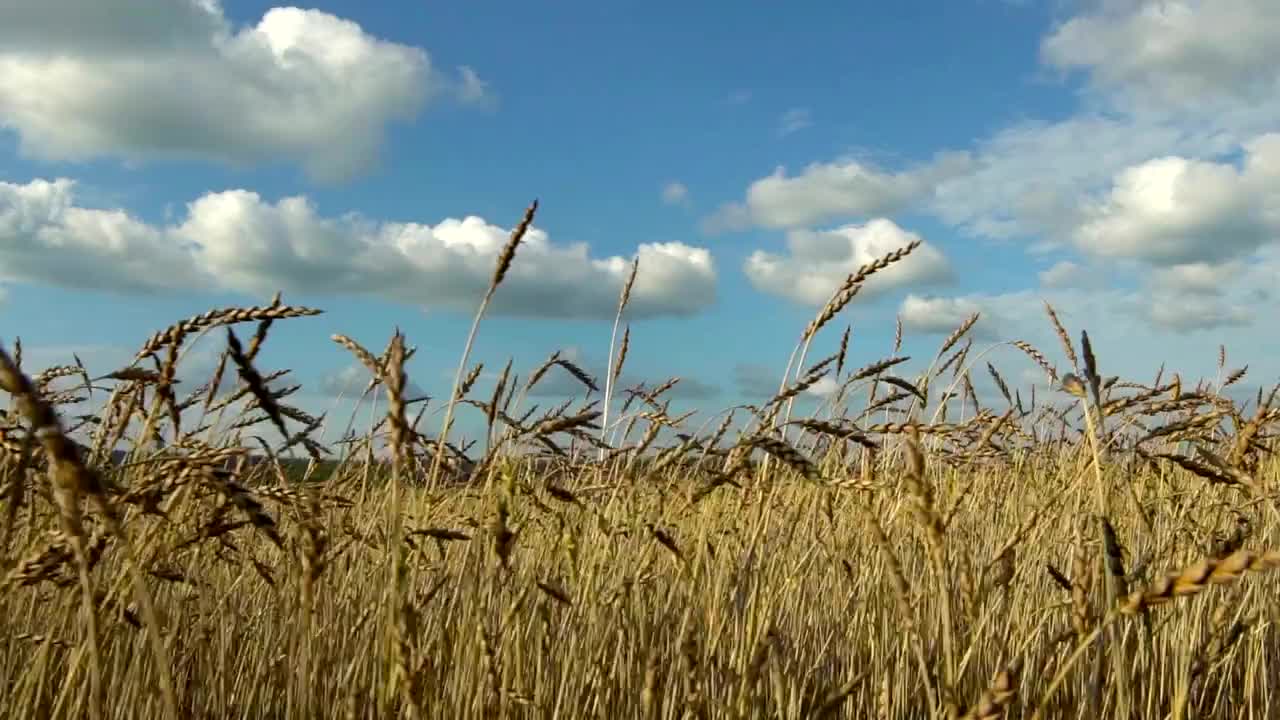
(0, 2, 481, 181)
(708, 0, 1280, 291)
(1145, 296, 1253, 333)
(0, 178, 717, 320)
(718, 0, 1280, 382)
(930, 114, 1241, 243)
(744, 219, 951, 306)
(1072, 136, 1280, 266)
(899, 295, 1002, 341)
(1149, 261, 1243, 296)
(0, 179, 204, 293)
(706, 152, 972, 232)
(933, 0, 1280, 246)
(892, 241, 1280, 363)
(1041, 0, 1280, 112)
(917, 3, 1280, 355)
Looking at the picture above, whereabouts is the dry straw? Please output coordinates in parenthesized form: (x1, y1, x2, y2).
(5, 217, 1280, 720)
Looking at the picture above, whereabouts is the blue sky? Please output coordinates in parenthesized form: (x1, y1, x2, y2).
(2, 0, 1279, 447)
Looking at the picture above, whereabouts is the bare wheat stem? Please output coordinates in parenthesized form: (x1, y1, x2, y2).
(600, 257, 639, 461)
(431, 200, 537, 487)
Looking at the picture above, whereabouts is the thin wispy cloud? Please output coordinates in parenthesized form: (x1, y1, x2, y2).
(777, 107, 812, 137)
(661, 181, 690, 207)
(455, 65, 498, 109)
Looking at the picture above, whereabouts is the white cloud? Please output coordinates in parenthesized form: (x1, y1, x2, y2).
(1041, 0, 1280, 113)
(705, 151, 972, 232)
(1039, 260, 1090, 289)
(1149, 261, 1242, 296)
(717, 0, 1280, 382)
(1146, 296, 1253, 333)
(0, 178, 204, 293)
(704, 0, 1280, 320)
(929, 113, 1242, 243)
(804, 375, 840, 399)
(909, 3, 1280, 357)
(455, 65, 497, 108)
(661, 181, 690, 206)
(1072, 136, 1280, 266)
(932, 0, 1280, 247)
(778, 108, 812, 137)
(0, 2, 478, 182)
(899, 294, 1002, 341)
(0, 178, 718, 320)
(894, 243, 1280, 373)
(743, 219, 951, 306)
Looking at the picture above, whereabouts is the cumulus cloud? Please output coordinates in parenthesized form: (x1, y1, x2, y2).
(831, 0, 1280, 254)
(1145, 297, 1253, 334)
(899, 295, 1002, 341)
(0, 2, 480, 181)
(931, 114, 1241, 243)
(744, 219, 951, 306)
(706, 152, 972, 232)
(1072, 137, 1280, 266)
(713, 0, 1280, 305)
(933, 0, 1280, 247)
(662, 181, 690, 206)
(899, 243, 1280, 366)
(1041, 0, 1280, 112)
(0, 178, 718, 320)
(1149, 261, 1243, 296)
(0, 178, 204, 293)
(1008, 282, 1258, 337)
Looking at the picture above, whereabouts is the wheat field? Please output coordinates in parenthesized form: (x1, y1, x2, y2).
(2, 202, 1279, 719)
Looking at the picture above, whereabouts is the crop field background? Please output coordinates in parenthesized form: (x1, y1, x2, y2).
(1, 210, 1278, 720)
